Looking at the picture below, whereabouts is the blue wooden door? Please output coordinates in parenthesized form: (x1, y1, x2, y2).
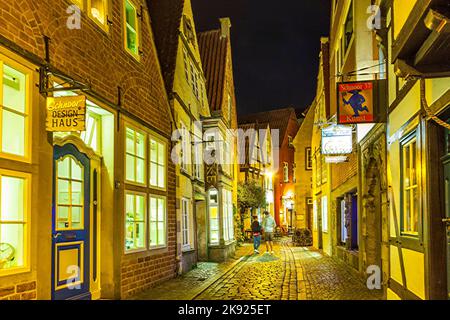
(52, 143, 90, 300)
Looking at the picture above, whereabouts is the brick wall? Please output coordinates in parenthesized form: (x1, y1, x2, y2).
(0, 280, 37, 300)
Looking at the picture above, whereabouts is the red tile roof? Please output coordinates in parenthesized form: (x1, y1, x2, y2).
(197, 29, 228, 112)
(146, 0, 185, 93)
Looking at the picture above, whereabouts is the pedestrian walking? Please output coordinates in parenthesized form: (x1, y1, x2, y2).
(262, 211, 276, 254)
(251, 215, 262, 254)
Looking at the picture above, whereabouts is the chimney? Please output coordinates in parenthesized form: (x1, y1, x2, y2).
(219, 17, 231, 38)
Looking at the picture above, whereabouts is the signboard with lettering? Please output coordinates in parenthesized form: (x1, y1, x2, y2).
(337, 81, 374, 124)
(321, 125, 353, 155)
(46, 96, 86, 132)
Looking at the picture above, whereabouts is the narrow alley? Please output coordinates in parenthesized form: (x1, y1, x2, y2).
(134, 240, 382, 300)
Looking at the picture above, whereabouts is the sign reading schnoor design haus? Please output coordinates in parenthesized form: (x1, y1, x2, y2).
(46, 95, 86, 132)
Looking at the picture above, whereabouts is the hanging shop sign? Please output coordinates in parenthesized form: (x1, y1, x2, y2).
(321, 125, 353, 155)
(337, 80, 387, 124)
(46, 95, 86, 132)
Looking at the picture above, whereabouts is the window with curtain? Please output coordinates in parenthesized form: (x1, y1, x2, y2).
(125, 192, 146, 251)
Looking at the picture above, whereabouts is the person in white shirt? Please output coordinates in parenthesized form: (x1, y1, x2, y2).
(261, 211, 276, 254)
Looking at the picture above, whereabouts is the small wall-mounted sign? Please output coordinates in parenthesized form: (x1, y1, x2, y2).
(321, 125, 353, 155)
(337, 81, 374, 124)
(46, 95, 86, 132)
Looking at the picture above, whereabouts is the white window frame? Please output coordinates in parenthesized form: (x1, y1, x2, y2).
(149, 195, 167, 249)
(124, 191, 147, 253)
(125, 126, 147, 186)
(208, 189, 219, 245)
(149, 136, 167, 191)
(0, 57, 32, 163)
(0, 170, 31, 276)
(181, 198, 190, 249)
(87, 0, 110, 32)
(123, 0, 140, 60)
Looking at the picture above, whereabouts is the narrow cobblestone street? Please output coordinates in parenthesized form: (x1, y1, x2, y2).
(134, 239, 383, 300)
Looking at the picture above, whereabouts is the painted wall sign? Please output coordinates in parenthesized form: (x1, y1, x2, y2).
(46, 96, 86, 132)
(321, 125, 353, 155)
(337, 81, 374, 124)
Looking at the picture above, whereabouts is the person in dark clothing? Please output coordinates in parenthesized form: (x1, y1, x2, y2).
(251, 215, 262, 254)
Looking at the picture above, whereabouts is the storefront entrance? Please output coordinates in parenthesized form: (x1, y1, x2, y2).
(52, 143, 91, 300)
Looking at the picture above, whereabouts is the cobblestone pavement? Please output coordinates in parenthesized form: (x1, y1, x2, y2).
(133, 239, 383, 300)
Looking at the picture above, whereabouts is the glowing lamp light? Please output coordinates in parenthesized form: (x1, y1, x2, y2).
(91, 8, 104, 24)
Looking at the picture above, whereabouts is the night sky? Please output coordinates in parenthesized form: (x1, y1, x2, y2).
(192, 0, 331, 116)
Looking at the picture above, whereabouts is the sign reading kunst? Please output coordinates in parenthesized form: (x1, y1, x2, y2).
(337, 81, 374, 124)
(46, 96, 86, 132)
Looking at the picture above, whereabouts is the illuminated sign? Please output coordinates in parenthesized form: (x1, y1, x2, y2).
(325, 156, 349, 163)
(321, 125, 352, 155)
(337, 81, 374, 124)
(46, 96, 86, 132)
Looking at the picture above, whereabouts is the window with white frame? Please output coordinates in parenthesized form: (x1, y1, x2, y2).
(125, 192, 146, 251)
(401, 133, 419, 235)
(223, 189, 234, 242)
(149, 138, 166, 189)
(340, 199, 347, 244)
(193, 136, 202, 181)
(292, 163, 297, 183)
(149, 195, 166, 247)
(1, 61, 30, 159)
(181, 198, 190, 248)
(180, 122, 190, 172)
(124, 0, 140, 58)
(0, 172, 29, 273)
(125, 127, 146, 184)
(209, 189, 219, 245)
(283, 162, 289, 183)
(321, 196, 328, 232)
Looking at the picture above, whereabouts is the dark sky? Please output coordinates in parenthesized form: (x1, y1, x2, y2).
(191, 0, 331, 116)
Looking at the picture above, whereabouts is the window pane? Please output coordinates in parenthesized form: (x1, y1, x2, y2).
(3, 64, 26, 113)
(57, 206, 69, 229)
(1, 176, 24, 221)
(71, 181, 83, 205)
(136, 158, 145, 184)
(126, 128, 135, 154)
(150, 197, 157, 221)
(135, 195, 145, 221)
(135, 222, 145, 248)
(404, 190, 411, 231)
(2, 109, 25, 156)
(210, 230, 219, 244)
(210, 206, 218, 219)
(412, 187, 419, 233)
(157, 221, 165, 245)
(150, 163, 157, 186)
(126, 28, 137, 54)
(71, 158, 82, 180)
(57, 179, 70, 205)
(71, 206, 82, 229)
(0, 224, 24, 268)
(136, 132, 145, 158)
(158, 198, 165, 221)
(58, 157, 70, 179)
(125, 1, 137, 29)
(125, 154, 135, 181)
(158, 165, 165, 188)
(150, 140, 157, 162)
(158, 142, 165, 165)
(125, 221, 135, 250)
(149, 221, 157, 246)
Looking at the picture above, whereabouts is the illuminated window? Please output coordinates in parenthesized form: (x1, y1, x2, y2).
(88, 0, 108, 29)
(193, 137, 202, 181)
(180, 123, 190, 172)
(149, 196, 166, 247)
(181, 198, 190, 248)
(1, 62, 29, 159)
(149, 138, 166, 190)
(401, 133, 419, 235)
(0, 172, 29, 274)
(125, 192, 146, 251)
(183, 48, 190, 83)
(124, 0, 139, 58)
(283, 162, 289, 183)
(223, 189, 234, 241)
(342, 1, 354, 55)
(209, 189, 219, 245)
(321, 196, 328, 233)
(125, 126, 146, 185)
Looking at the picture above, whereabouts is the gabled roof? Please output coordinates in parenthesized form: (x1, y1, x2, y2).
(197, 29, 228, 112)
(146, 0, 185, 93)
(238, 108, 298, 145)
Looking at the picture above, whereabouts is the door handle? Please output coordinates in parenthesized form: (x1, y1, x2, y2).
(53, 232, 62, 239)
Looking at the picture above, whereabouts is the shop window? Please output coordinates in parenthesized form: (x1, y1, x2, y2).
(56, 156, 84, 230)
(283, 162, 289, 183)
(0, 172, 29, 274)
(181, 198, 190, 248)
(149, 137, 166, 190)
(222, 189, 234, 241)
(340, 199, 347, 244)
(209, 189, 219, 245)
(401, 133, 419, 235)
(125, 192, 146, 251)
(88, 0, 108, 30)
(321, 196, 328, 233)
(125, 126, 146, 185)
(80, 111, 101, 152)
(149, 195, 166, 247)
(1, 63, 29, 159)
(124, 0, 140, 59)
